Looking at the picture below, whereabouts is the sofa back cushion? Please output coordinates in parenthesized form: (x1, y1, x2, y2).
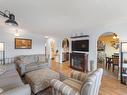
(37, 54, 45, 63)
(37, 54, 49, 63)
(17, 55, 38, 64)
(70, 70, 87, 82)
(15, 54, 50, 64)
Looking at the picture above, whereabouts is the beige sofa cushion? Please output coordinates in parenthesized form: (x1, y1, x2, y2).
(25, 63, 38, 72)
(63, 78, 82, 92)
(50, 79, 80, 95)
(70, 70, 87, 82)
(20, 55, 38, 64)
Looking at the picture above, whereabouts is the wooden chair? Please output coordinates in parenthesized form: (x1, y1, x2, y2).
(112, 55, 119, 72)
(106, 57, 113, 70)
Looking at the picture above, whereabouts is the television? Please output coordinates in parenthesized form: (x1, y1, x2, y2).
(72, 40, 89, 52)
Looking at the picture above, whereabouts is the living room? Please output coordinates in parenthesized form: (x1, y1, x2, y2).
(0, 0, 127, 95)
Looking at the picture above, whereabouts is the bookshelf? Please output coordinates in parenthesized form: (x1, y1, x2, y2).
(121, 42, 127, 84)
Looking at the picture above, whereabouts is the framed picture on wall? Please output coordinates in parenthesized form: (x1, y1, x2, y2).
(15, 38, 32, 49)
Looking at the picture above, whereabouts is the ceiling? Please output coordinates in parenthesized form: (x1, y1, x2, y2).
(0, 0, 127, 37)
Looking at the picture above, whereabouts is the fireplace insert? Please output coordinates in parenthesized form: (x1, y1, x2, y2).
(70, 52, 88, 72)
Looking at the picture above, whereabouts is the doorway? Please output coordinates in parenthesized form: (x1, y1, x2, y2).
(62, 38, 69, 62)
(50, 39, 56, 60)
(97, 32, 120, 78)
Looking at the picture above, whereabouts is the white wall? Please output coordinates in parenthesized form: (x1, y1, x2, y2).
(0, 26, 45, 58)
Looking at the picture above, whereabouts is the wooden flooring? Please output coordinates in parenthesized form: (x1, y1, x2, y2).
(51, 60, 127, 95)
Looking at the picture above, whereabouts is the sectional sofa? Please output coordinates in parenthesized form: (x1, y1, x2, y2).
(0, 54, 51, 95)
(0, 64, 31, 95)
(14, 54, 50, 76)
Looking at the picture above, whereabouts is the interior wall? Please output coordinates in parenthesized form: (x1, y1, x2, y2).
(0, 27, 45, 58)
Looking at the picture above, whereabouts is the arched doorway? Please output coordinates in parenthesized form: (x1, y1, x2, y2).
(97, 32, 120, 78)
(62, 38, 69, 62)
(50, 39, 56, 60)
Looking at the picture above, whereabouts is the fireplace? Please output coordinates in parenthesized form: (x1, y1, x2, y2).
(70, 52, 88, 72)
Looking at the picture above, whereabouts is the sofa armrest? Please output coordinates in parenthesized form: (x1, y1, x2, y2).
(0, 84, 31, 95)
(50, 79, 80, 95)
(18, 62, 32, 75)
(18, 63, 27, 75)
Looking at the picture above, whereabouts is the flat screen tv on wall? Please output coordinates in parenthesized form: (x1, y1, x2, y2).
(72, 40, 89, 52)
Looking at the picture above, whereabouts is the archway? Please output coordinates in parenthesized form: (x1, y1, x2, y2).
(61, 38, 69, 62)
(50, 39, 56, 60)
(97, 32, 120, 78)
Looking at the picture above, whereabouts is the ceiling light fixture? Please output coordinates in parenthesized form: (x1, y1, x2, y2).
(0, 10, 18, 26)
(113, 33, 119, 39)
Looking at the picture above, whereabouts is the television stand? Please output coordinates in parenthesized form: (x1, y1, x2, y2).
(70, 52, 88, 72)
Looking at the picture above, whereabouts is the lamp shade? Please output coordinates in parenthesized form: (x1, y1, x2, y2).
(0, 43, 4, 51)
(5, 14, 18, 26)
(122, 43, 127, 52)
(5, 19, 18, 26)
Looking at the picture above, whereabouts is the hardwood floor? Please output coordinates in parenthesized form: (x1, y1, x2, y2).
(51, 60, 72, 76)
(51, 60, 127, 95)
(100, 75, 127, 95)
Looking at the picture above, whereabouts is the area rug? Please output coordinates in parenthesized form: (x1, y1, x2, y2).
(30, 73, 67, 95)
(35, 73, 67, 95)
